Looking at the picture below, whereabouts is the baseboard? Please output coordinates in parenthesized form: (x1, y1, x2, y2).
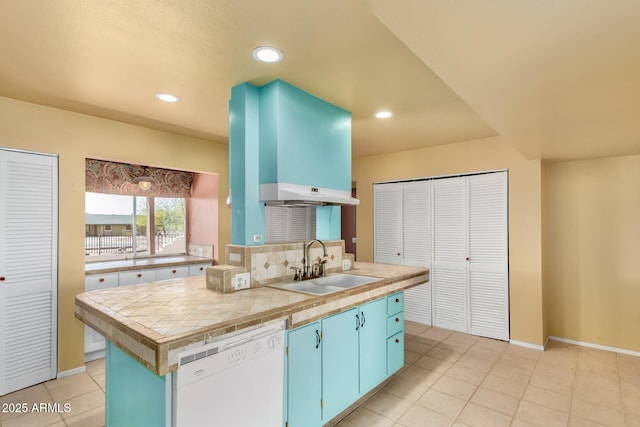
(57, 365, 86, 379)
(509, 339, 545, 351)
(549, 336, 640, 357)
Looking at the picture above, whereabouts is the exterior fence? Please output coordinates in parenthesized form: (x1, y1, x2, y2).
(85, 233, 184, 255)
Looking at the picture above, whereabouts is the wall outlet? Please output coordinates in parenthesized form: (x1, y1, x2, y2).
(233, 272, 250, 290)
(252, 234, 262, 243)
(342, 259, 351, 271)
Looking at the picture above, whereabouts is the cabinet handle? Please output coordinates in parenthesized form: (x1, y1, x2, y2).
(395, 317, 400, 323)
(315, 330, 321, 349)
(395, 338, 400, 343)
(361, 311, 366, 328)
(99, 278, 105, 283)
(199, 267, 204, 271)
(466, 257, 470, 261)
(137, 273, 142, 278)
(172, 269, 177, 274)
(395, 298, 400, 303)
(0, 276, 5, 281)
(396, 252, 401, 256)
(355, 314, 360, 331)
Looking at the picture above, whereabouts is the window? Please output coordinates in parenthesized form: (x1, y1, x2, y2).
(85, 192, 186, 261)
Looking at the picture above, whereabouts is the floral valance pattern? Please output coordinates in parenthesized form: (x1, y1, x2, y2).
(85, 158, 194, 198)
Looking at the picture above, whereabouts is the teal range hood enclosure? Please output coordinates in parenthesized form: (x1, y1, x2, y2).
(229, 79, 355, 245)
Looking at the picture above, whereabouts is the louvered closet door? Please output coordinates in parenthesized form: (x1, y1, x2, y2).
(374, 185, 402, 264)
(432, 177, 467, 332)
(402, 181, 432, 324)
(0, 150, 58, 396)
(468, 172, 509, 340)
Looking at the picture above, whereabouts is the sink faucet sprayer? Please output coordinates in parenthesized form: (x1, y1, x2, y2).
(304, 239, 327, 279)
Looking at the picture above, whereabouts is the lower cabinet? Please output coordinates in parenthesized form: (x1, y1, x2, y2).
(322, 307, 359, 422)
(285, 292, 404, 427)
(287, 322, 322, 427)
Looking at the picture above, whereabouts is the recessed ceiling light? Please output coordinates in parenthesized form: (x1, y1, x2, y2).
(155, 93, 181, 103)
(252, 46, 284, 63)
(375, 111, 393, 119)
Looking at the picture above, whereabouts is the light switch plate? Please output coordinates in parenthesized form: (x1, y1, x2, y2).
(234, 272, 250, 290)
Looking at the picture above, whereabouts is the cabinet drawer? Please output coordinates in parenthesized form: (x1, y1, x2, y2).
(85, 273, 119, 291)
(387, 292, 404, 315)
(119, 269, 157, 286)
(188, 263, 209, 276)
(387, 331, 404, 375)
(387, 312, 404, 337)
(156, 266, 189, 281)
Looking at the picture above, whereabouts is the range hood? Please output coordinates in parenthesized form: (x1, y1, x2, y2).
(260, 182, 359, 207)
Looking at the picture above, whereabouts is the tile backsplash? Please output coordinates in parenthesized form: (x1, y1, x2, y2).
(207, 240, 354, 293)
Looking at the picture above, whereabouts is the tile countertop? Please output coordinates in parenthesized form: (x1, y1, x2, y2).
(75, 262, 428, 375)
(85, 255, 214, 275)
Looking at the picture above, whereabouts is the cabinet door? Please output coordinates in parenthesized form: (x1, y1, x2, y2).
(358, 299, 387, 394)
(188, 264, 209, 276)
(387, 332, 404, 375)
(287, 322, 322, 427)
(119, 269, 157, 286)
(321, 308, 359, 422)
(156, 266, 189, 281)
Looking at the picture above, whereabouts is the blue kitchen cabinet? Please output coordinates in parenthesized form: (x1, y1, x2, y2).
(387, 292, 405, 375)
(286, 322, 322, 427)
(286, 293, 406, 424)
(358, 298, 388, 393)
(321, 307, 360, 422)
(105, 342, 169, 427)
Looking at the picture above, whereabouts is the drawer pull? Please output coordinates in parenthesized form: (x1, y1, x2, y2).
(99, 278, 105, 283)
(395, 317, 400, 323)
(199, 267, 204, 271)
(0, 276, 5, 281)
(137, 273, 142, 278)
(172, 269, 177, 274)
(395, 338, 400, 343)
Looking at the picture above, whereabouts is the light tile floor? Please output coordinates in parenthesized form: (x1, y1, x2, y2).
(1, 321, 639, 426)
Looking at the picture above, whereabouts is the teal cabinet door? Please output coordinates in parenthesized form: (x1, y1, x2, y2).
(105, 342, 168, 427)
(358, 298, 388, 393)
(322, 307, 359, 422)
(387, 331, 405, 375)
(287, 322, 322, 427)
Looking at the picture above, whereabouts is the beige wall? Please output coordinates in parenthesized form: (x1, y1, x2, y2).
(543, 155, 640, 352)
(0, 96, 230, 372)
(353, 136, 544, 346)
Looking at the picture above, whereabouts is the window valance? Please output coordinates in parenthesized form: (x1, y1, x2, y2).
(85, 158, 194, 198)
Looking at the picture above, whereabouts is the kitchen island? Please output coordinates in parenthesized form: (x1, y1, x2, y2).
(75, 262, 428, 426)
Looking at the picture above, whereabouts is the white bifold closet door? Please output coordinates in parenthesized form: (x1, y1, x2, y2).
(432, 172, 509, 340)
(431, 177, 467, 332)
(0, 149, 58, 396)
(467, 172, 509, 340)
(374, 181, 431, 324)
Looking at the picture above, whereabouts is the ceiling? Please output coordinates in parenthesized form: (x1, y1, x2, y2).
(1, 1, 639, 161)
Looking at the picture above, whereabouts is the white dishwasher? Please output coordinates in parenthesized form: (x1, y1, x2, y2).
(173, 320, 285, 427)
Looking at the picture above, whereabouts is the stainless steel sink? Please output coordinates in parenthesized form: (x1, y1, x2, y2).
(281, 274, 379, 295)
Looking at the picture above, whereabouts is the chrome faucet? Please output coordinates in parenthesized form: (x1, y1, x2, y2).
(304, 239, 327, 278)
